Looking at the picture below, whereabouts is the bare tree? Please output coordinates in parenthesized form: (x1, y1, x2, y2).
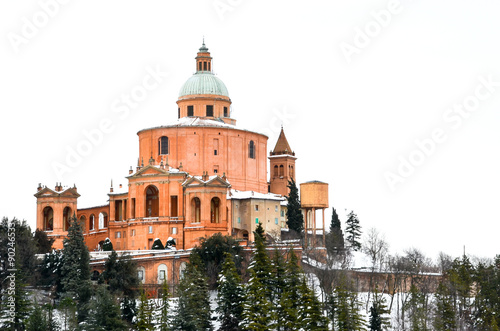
(362, 227, 389, 272)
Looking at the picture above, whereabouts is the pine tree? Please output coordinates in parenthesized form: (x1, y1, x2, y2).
(100, 250, 139, 324)
(216, 252, 245, 331)
(136, 287, 155, 331)
(191, 232, 243, 289)
(60, 213, 91, 322)
(345, 210, 362, 251)
(270, 249, 287, 330)
(158, 279, 171, 331)
(298, 276, 329, 331)
(326, 207, 345, 256)
(286, 178, 304, 236)
(249, 226, 273, 299)
(25, 300, 49, 331)
(368, 287, 390, 331)
(472, 257, 500, 330)
(1, 259, 31, 330)
(279, 248, 302, 331)
(34, 228, 54, 254)
(448, 254, 474, 330)
(332, 276, 366, 331)
(433, 281, 456, 331)
(405, 284, 428, 331)
(87, 285, 128, 331)
(241, 268, 273, 331)
(172, 253, 212, 330)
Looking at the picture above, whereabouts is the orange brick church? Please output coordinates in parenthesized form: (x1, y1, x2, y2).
(34, 42, 329, 284)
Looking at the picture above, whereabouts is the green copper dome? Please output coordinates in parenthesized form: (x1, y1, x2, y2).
(179, 73, 229, 98)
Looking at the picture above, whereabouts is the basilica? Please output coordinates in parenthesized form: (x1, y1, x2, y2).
(34, 42, 327, 285)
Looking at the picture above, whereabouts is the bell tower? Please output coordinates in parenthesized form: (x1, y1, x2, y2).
(269, 127, 296, 197)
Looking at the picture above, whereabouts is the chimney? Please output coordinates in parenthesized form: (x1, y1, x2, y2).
(110, 180, 114, 193)
(129, 166, 133, 175)
(37, 183, 42, 191)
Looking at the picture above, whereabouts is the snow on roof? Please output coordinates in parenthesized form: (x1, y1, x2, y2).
(228, 189, 285, 201)
(138, 116, 268, 137)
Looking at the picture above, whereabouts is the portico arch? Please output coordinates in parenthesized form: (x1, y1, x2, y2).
(145, 185, 159, 217)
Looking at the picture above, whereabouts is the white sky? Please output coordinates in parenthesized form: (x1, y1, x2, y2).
(1, 0, 499, 261)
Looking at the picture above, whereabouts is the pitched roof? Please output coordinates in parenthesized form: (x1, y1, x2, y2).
(271, 127, 294, 156)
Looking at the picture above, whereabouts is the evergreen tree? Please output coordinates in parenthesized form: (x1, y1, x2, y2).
(448, 254, 474, 330)
(345, 211, 362, 251)
(433, 281, 456, 331)
(191, 232, 243, 289)
(1, 262, 31, 330)
(87, 285, 128, 331)
(368, 287, 390, 331)
(158, 279, 171, 331)
(279, 248, 302, 331)
(405, 284, 428, 331)
(240, 268, 273, 331)
(298, 276, 329, 331)
(172, 253, 212, 330)
(25, 300, 49, 331)
(326, 207, 344, 256)
(59, 296, 77, 331)
(270, 249, 287, 330)
(136, 287, 155, 331)
(151, 238, 164, 250)
(34, 228, 54, 254)
(286, 178, 304, 236)
(100, 250, 139, 324)
(331, 275, 365, 331)
(39, 249, 64, 293)
(249, 226, 273, 299)
(254, 222, 265, 241)
(0, 218, 38, 284)
(216, 252, 245, 331)
(472, 257, 500, 330)
(60, 214, 91, 323)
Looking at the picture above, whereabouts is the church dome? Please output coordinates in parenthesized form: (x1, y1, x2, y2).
(179, 73, 229, 98)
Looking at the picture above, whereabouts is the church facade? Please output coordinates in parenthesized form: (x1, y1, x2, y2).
(35, 42, 299, 255)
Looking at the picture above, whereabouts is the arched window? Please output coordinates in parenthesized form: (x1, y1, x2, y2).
(79, 216, 86, 232)
(89, 214, 95, 231)
(279, 165, 284, 177)
(137, 266, 146, 284)
(145, 186, 159, 217)
(274, 165, 278, 177)
(157, 264, 168, 284)
(63, 207, 71, 231)
(98, 212, 108, 229)
(158, 136, 169, 155)
(211, 197, 221, 223)
(43, 207, 53, 231)
(290, 165, 294, 178)
(191, 197, 201, 223)
(249, 140, 255, 159)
